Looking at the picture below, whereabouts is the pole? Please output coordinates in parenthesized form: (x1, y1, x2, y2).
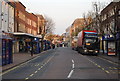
(31, 38, 33, 56)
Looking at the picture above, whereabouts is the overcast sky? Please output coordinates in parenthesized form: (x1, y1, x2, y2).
(19, 0, 111, 35)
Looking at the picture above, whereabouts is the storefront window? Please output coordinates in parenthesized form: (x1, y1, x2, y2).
(108, 41, 115, 55)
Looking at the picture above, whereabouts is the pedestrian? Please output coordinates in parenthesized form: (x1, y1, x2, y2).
(27, 45, 30, 53)
(29, 45, 33, 56)
(52, 44, 55, 49)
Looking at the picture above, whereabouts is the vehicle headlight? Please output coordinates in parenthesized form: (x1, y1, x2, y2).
(84, 49, 87, 52)
(95, 51, 98, 53)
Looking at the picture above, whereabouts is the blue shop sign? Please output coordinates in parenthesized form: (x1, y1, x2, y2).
(116, 32, 120, 40)
(103, 34, 115, 40)
(33, 37, 39, 42)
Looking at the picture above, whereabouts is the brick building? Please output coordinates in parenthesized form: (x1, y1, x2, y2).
(36, 15, 46, 35)
(70, 18, 85, 36)
(26, 13, 38, 36)
(14, 1, 26, 32)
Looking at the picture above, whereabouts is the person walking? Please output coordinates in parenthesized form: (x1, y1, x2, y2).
(52, 44, 55, 49)
(29, 45, 33, 56)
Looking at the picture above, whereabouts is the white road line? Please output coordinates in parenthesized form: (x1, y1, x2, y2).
(67, 70, 74, 78)
(67, 59, 75, 78)
(72, 64, 75, 69)
(72, 59, 74, 64)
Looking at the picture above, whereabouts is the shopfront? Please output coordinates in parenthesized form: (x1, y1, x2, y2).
(103, 34, 116, 56)
(116, 32, 120, 56)
(13, 33, 41, 54)
(2, 32, 13, 66)
(32, 37, 41, 54)
(13, 33, 35, 53)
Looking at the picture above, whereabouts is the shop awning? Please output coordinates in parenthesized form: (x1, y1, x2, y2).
(13, 32, 39, 38)
(13, 32, 33, 36)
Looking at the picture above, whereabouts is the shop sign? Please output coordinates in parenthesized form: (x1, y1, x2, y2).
(25, 39, 31, 42)
(103, 34, 114, 40)
(116, 32, 120, 40)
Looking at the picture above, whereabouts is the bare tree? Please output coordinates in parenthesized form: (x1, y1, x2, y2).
(41, 15, 55, 51)
(44, 16, 55, 34)
(92, 1, 108, 34)
(82, 11, 94, 30)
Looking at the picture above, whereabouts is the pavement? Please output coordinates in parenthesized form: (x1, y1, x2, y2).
(2, 51, 45, 72)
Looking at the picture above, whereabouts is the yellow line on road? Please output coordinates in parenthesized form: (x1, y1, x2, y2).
(97, 65, 101, 68)
(25, 77, 29, 80)
(105, 70, 110, 73)
(1, 56, 41, 76)
(98, 57, 118, 65)
(38, 68, 41, 70)
(102, 68, 105, 70)
(1, 65, 20, 76)
(30, 74, 34, 77)
(35, 71, 38, 73)
(95, 64, 98, 66)
(113, 67, 117, 69)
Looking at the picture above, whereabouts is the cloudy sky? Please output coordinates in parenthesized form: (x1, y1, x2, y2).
(19, 0, 111, 35)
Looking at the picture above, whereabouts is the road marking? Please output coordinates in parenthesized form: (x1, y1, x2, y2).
(38, 68, 41, 70)
(105, 70, 110, 73)
(95, 64, 98, 66)
(1, 56, 41, 76)
(113, 67, 117, 69)
(97, 65, 101, 68)
(25, 77, 29, 80)
(72, 64, 75, 69)
(102, 68, 105, 70)
(1, 65, 20, 76)
(67, 70, 74, 78)
(72, 60, 74, 64)
(98, 57, 118, 65)
(25, 53, 56, 79)
(30, 74, 34, 77)
(83, 57, 111, 74)
(67, 59, 75, 78)
(41, 66, 43, 68)
(35, 71, 38, 73)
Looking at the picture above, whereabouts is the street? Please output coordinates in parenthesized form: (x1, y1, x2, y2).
(2, 47, 119, 79)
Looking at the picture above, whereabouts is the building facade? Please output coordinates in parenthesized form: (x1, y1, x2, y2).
(14, 1, 26, 33)
(37, 15, 46, 35)
(0, 0, 15, 66)
(101, 2, 120, 56)
(0, 0, 14, 33)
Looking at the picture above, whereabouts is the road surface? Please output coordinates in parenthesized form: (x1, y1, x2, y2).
(2, 47, 119, 79)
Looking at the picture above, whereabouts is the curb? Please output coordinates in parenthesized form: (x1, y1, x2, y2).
(2, 50, 49, 72)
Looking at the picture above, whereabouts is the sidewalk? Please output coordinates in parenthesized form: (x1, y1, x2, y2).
(2, 53, 40, 72)
(99, 53, 119, 64)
